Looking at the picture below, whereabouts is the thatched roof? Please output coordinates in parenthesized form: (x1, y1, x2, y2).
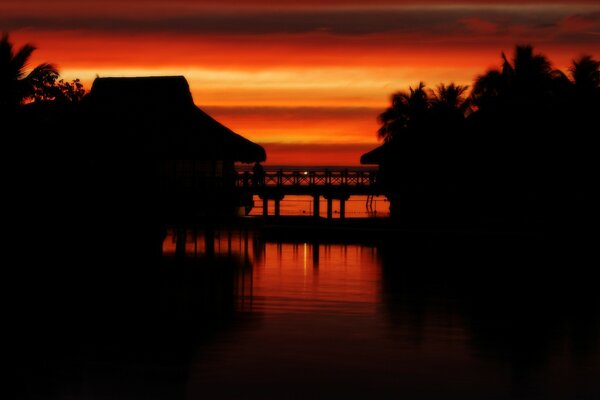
(84, 76, 266, 163)
(90, 76, 194, 107)
(360, 144, 386, 165)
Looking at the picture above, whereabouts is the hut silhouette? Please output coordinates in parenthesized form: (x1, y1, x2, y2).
(82, 76, 266, 219)
(360, 143, 400, 217)
(360, 144, 386, 166)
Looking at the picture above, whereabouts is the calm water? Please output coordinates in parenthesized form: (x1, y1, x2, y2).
(14, 228, 600, 399)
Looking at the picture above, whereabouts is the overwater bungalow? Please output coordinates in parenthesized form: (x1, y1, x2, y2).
(360, 144, 386, 167)
(360, 142, 403, 219)
(81, 76, 266, 218)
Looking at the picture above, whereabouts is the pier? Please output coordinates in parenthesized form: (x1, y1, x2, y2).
(236, 168, 383, 219)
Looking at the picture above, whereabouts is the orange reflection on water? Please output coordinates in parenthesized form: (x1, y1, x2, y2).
(162, 228, 257, 260)
(251, 242, 381, 315)
(161, 228, 381, 316)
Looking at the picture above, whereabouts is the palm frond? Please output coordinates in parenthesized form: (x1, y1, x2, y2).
(11, 43, 36, 79)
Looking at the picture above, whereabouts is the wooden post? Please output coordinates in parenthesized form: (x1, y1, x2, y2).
(327, 197, 333, 219)
(263, 198, 269, 217)
(340, 198, 346, 219)
(274, 198, 281, 217)
(313, 195, 320, 218)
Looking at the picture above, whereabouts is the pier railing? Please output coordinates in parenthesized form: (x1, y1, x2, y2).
(234, 168, 382, 218)
(236, 169, 378, 188)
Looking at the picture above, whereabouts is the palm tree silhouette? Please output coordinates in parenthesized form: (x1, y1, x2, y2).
(367, 44, 599, 229)
(570, 55, 600, 101)
(377, 82, 429, 142)
(471, 45, 564, 112)
(510, 46, 554, 85)
(430, 83, 470, 124)
(470, 69, 504, 111)
(0, 33, 58, 107)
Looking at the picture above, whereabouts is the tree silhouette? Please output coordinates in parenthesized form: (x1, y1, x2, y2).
(570, 55, 600, 103)
(55, 78, 86, 103)
(377, 82, 428, 142)
(0, 33, 58, 107)
(510, 45, 554, 88)
(429, 83, 470, 126)
(369, 44, 599, 230)
(374, 81, 472, 224)
(471, 45, 566, 113)
(30, 76, 86, 103)
(470, 69, 504, 112)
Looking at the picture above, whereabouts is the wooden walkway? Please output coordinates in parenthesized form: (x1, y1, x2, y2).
(235, 169, 383, 218)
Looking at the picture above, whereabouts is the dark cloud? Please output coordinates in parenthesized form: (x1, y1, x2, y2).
(1, 7, 599, 38)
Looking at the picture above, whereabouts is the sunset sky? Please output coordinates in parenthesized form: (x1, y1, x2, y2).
(2, 0, 599, 165)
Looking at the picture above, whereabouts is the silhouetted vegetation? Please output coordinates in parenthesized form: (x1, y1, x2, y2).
(3, 35, 267, 265)
(2, 34, 89, 259)
(3, 32, 598, 400)
(0, 33, 84, 107)
(370, 45, 600, 231)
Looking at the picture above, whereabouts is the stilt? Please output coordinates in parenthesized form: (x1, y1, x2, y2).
(327, 197, 333, 219)
(262, 198, 269, 217)
(274, 198, 281, 217)
(366, 194, 373, 210)
(313, 195, 320, 218)
(340, 198, 346, 219)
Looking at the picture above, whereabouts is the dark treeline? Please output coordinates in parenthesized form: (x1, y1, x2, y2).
(3, 32, 265, 257)
(0, 33, 85, 107)
(4, 35, 600, 240)
(1, 33, 106, 255)
(4, 34, 599, 400)
(374, 45, 599, 232)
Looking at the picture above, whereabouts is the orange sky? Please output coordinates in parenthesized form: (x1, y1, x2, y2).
(2, 1, 599, 165)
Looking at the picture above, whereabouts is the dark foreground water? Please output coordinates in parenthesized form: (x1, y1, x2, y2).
(11, 227, 600, 400)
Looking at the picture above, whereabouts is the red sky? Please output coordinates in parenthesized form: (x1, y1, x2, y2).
(2, 0, 599, 165)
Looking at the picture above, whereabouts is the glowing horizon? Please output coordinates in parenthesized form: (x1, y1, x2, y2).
(3, 1, 599, 165)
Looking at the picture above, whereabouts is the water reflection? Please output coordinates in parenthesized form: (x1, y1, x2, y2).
(249, 242, 380, 315)
(379, 235, 600, 399)
(13, 227, 600, 399)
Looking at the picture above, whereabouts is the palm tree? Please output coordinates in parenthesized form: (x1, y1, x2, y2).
(377, 82, 429, 142)
(471, 45, 562, 111)
(570, 55, 600, 100)
(0, 33, 58, 107)
(430, 83, 470, 122)
(471, 69, 504, 111)
(511, 46, 553, 86)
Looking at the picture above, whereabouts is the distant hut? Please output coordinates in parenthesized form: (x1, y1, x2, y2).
(82, 76, 266, 218)
(361, 142, 394, 187)
(360, 144, 386, 166)
(360, 142, 401, 217)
